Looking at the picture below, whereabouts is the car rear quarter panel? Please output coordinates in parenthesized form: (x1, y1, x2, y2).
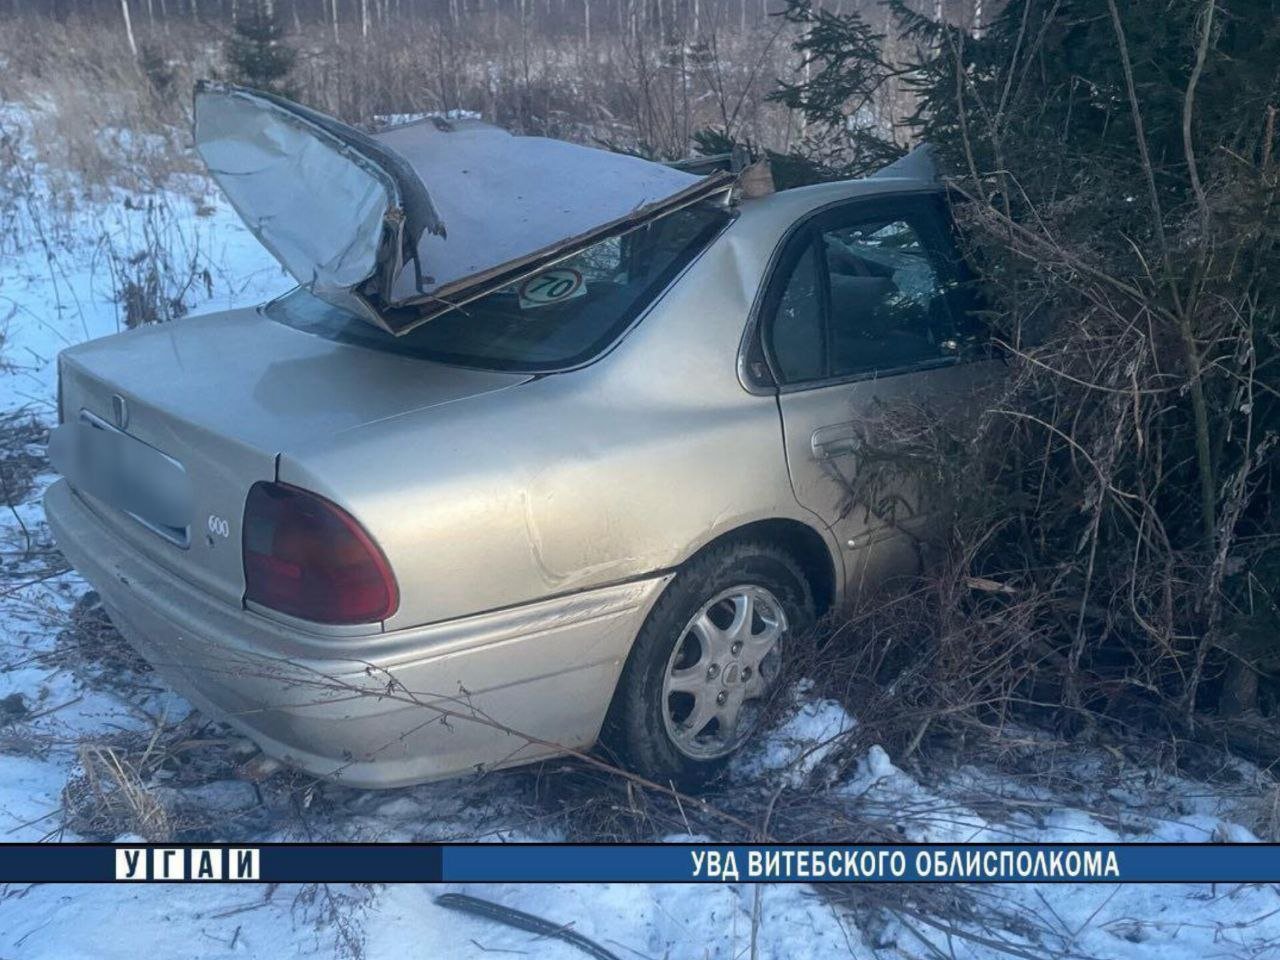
(279, 229, 842, 631)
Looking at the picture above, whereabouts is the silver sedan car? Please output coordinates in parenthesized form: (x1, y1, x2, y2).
(46, 84, 989, 787)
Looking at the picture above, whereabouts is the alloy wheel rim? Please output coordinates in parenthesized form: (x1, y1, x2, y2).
(660, 584, 787, 760)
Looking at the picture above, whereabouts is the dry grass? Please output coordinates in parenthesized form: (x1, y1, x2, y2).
(0, 411, 49, 510)
(52, 591, 156, 693)
(60, 712, 276, 841)
(0, 18, 208, 194)
(0, 12, 798, 198)
(1250, 785, 1280, 843)
(66, 738, 175, 840)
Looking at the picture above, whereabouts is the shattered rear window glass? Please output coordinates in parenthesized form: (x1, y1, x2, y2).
(265, 205, 729, 372)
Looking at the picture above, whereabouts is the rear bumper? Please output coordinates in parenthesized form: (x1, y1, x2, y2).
(46, 479, 668, 787)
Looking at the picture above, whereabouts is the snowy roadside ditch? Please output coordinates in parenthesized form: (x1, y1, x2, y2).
(2, 100, 1280, 960)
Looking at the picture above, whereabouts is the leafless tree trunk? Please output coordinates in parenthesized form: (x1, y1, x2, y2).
(120, 0, 139, 56)
(330, 0, 339, 43)
(360, 0, 368, 38)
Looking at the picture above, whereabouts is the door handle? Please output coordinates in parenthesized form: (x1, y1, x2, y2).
(811, 424, 861, 460)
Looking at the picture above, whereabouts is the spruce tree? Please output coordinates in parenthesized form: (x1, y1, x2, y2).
(905, 0, 1280, 720)
(769, 0, 1280, 723)
(225, 1, 297, 96)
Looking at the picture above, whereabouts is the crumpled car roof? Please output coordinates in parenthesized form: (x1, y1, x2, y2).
(193, 82, 734, 335)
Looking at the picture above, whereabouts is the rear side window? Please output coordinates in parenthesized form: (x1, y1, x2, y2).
(763, 197, 977, 386)
(771, 242, 825, 383)
(266, 205, 729, 372)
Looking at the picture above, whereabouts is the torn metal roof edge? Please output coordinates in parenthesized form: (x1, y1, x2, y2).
(370, 170, 736, 336)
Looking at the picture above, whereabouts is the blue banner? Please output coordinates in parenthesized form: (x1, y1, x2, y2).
(0, 843, 1276, 883)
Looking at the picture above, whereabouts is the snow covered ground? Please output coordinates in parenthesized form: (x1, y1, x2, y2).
(2, 99, 1280, 960)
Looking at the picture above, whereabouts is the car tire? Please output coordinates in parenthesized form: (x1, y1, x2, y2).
(603, 539, 816, 788)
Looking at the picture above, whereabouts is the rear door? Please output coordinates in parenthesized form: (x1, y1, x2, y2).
(759, 192, 993, 588)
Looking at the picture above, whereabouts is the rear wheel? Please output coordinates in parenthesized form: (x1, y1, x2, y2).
(604, 540, 815, 787)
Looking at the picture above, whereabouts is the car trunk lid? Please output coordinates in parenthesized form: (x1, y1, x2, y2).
(52, 308, 530, 612)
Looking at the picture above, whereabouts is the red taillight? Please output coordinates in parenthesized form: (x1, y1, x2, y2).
(242, 482, 398, 625)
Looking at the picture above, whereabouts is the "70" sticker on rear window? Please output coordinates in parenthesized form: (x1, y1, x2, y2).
(517, 268, 587, 309)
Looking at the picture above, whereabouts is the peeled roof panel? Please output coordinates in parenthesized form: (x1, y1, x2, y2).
(193, 85, 732, 333)
(376, 119, 712, 304)
(194, 85, 397, 298)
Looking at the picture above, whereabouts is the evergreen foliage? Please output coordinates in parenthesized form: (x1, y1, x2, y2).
(225, 2, 297, 96)
(694, 1, 907, 184)
(769, 0, 1280, 728)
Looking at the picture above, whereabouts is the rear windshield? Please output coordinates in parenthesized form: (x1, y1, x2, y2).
(264, 205, 729, 372)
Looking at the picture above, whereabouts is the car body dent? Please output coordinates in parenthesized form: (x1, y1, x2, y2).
(276, 368, 836, 631)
